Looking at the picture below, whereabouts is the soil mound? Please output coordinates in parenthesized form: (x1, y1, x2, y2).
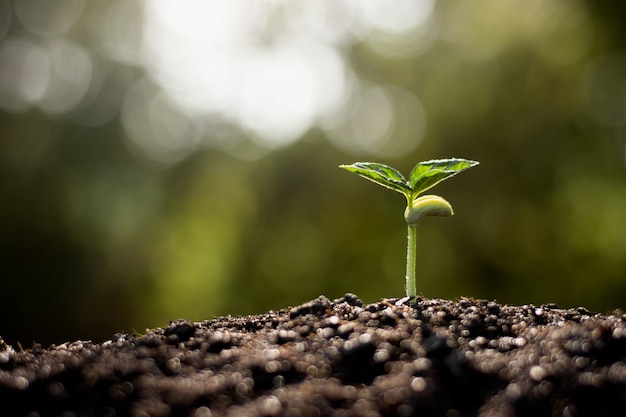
(1, 294, 626, 416)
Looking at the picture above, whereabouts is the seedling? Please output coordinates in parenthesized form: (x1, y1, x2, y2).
(339, 158, 479, 297)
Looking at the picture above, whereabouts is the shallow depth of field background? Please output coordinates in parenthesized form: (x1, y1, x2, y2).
(1, 0, 625, 346)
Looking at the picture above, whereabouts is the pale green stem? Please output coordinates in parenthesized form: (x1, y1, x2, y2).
(405, 224, 417, 297)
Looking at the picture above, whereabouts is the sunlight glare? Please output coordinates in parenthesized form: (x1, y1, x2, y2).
(238, 44, 316, 147)
(135, 0, 433, 160)
(141, 1, 350, 152)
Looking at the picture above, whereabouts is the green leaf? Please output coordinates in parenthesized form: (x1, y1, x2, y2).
(408, 158, 479, 197)
(339, 162, 412, 195)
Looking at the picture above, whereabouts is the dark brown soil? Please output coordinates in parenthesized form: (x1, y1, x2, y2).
(2, 294, 626, 417)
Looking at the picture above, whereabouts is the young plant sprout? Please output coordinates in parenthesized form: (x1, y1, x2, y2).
(339, 158, 479, 298)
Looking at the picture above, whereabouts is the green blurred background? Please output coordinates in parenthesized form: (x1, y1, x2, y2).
(1, 0, 625, 347)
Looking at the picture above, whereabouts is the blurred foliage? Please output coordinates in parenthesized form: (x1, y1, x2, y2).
(1, 0, 626, 346)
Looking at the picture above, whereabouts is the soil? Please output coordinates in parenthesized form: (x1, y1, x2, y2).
(2, 294, 626, 417)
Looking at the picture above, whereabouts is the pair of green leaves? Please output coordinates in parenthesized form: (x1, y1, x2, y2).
(339, 158, 479, 205)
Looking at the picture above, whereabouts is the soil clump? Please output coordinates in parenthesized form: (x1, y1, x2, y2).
(2, 294, 626, 416)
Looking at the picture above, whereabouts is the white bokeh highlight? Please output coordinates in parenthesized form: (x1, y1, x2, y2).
(132, 0, 434, 162)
